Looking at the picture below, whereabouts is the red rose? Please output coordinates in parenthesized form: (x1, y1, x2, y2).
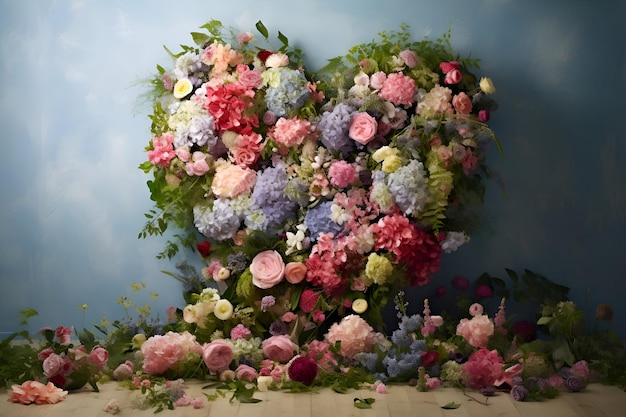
(196, 241, 211, 257)
(257, 50, 273, 63)
(421, 350, 440, 367)
(474, 284, 493, 298)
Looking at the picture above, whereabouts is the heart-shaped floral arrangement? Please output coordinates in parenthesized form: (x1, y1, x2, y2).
(139, 20, 500, 344)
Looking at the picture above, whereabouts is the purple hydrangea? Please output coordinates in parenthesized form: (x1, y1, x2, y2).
(318, 102, 356, 156)
(510, 384, 529, 401)
(304, 200, 342, 240)
(386, 160, 429, 215)
(251, 162, 298, 233)
(193, 200, 240, 241)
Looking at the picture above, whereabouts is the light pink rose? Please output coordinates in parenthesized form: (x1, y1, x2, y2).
(452, 92, 472, 114)
(262, 335, 297, 363)
(202, 340, 233, 373)
(456, 315, 494, 348)
(185, 152, 210, 176)
(370, 71, 386, 90)
(284, 262, 307, 284)
(398, 50, 418, 68)
(88, 347, 108, 367)
(444, 69, 462, 85)
(42, 353, 64, 378)
(235, 364, 258, 382)
(211, 164, 257, 198)
(250, 250, 285, 289)
(349, 112, 378, 145)
(469, 303, 484, 316)
(238, 68, 262, 88)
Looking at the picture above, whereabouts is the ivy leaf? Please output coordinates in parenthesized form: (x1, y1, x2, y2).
(441, 401, 461, 409)
(353, 398, 375, 409)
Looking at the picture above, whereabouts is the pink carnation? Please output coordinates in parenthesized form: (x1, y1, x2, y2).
(230, 324, 252, 340)
(461, 348, 504, 389)
(378, 73, 417, 107)
(211, 163, 257, 198)
(325, 314, 377, 359)
(148, 132, 176, 167)
(269, 117, 315, 147)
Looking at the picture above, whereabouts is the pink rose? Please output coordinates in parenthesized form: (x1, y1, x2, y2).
(452, 92, 472, 114)
(185, 152, 210, 176)
(469, 303, 484, 317)
(112, 361, 134, 380)
(38, 347, 54, 362)
(250, 250, 285, 289)
(444, 69, 462, 85)
(238, 68, 262, 88)
(55, 326, 73, 345)
(349, 112, 378, 145)
(478, 109, 490, 122)
(211, 164, 257, 198)
(398, 50, 418, 68)
(370, 71, 386, 90)
(262, 335, 297, 363)
(42, 353, 64, 378)
(439, 61, 459, 74)
(202, 340, 233, 373)
(89, 347, 109, 367)
(284, 262, 307, 284)
(235, 364, 258, 382)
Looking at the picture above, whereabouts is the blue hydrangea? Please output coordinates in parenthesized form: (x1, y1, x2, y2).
(398, 314, 423, 333)
(264, 68, 310, 117)
(391, 328, 414, 350)
(193, 200, 240, 241)
(317, 102, 356, 156)
(387, 160, 429, 215)
(251, 163, 298, 233)
(304, 200, 342, 240)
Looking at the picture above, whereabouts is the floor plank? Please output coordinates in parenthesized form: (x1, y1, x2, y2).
(1, 382, 624, 417)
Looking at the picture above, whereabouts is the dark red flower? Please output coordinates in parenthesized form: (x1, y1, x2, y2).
(474, 284, 493, 298)
(511, 320, 536, 342)
(435, 286, 446, 297)
(196, 241, 211, 257)
(257, 50, 273, 63)
(421, 350, 440, 367)
(451, 276, 469, 291)
(287, 356, 318, 386)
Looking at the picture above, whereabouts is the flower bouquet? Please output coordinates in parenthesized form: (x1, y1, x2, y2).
(139, 20, 500, 346)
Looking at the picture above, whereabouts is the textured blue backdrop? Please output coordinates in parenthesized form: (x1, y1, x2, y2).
(1, 0, 625, 338)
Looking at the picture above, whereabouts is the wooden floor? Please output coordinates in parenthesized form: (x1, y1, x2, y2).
(1, 381, 625, 417)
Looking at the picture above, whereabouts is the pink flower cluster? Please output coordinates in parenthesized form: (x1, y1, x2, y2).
(325, 314, 379, 359)
(147, 132, 176, 167)
(141, 331, 202, 375)
(456, 303, 494, 348)
(461, 348, 505, 389)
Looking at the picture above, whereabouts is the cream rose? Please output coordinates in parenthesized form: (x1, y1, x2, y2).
(265, 52, 289, 68)
(214, 299, 234, 320)
(479, 77, 496, 94)
(352, 299, 368, 314)
(250, 250, 285, 289)
(173, 78, 193, 99)
(284, 262, 307, 284)
(349, 112, 378, 145)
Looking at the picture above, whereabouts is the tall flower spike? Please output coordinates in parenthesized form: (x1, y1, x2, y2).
(421, 299, 436, 337)
(494, 297, 507, 334)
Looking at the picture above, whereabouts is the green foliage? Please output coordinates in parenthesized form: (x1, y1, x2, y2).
(353, 397, 375, 409)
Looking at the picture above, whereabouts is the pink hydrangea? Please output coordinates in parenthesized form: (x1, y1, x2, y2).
(325, 314, 377, 359)
(328, 160, 357, 188)
(378, 73, 417, 107)
(148, 132, 176, 167)
(461, 348, 504, 389)
(141, 331, 202, 375)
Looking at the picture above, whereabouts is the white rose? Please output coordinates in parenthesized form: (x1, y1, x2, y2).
(173, 78, 193, 98)
(213, 299, 234, 320)
(479, 77, 496, 94)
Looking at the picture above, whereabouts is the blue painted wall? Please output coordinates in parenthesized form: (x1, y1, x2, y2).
(1, 0, 625, 337)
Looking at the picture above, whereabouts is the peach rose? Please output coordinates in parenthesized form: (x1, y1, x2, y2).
(262, 335, 297, 363)
(284, 262, 307, 284)
(202, 340, 233, 373)
(349, 112, 378, 145)
(452, 92, 472, 115)
(211, 164, 256, 198)
(250, 250, 285, 289)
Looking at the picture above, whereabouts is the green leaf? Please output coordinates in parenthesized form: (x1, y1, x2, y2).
(255, 21, 269, 39)
(190, 31, 210, 46)
(354, 398, 375, 409)
(537, 317, 553, 326)
(277, 31, 289, 47)
(441, 401, 461, 409)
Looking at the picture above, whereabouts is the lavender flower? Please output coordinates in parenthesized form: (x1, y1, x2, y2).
(251, 162, 298, 233)
(510, 384, 529, 401)
(317, 102, 356, 156)
(387, 160, 429, 215)
(261, 295, 276, 312)
(304, 201, 342, 240)
(194, 200, 240, 241)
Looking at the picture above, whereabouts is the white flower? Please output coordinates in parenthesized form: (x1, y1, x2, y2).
(329, 204, 350, 225)
(285, 229, 305, 255)
(352, 299, 368, 314)
(479, 77, 496, 94)
(173, 78, 193, 99)
(214, 299, 234, 320)
(265, 53, 289, 68)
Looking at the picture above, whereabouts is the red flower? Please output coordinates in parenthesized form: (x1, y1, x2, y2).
(299, 289, 319, 313)
(421, 350, 440, 367)
(511, 320, 536, 342)
(196, 241, 211, 257)
(257, 50, 273, 63)
(287, 356, 318, 386)
(474, 284, 493, 298)
(451, 275, 469, 291)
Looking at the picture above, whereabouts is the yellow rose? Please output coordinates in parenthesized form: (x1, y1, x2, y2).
(372, 146, 396, 163)
(352, 299, 368, 314)
(382, 155, 403, 173)
(173, 78, 193, 99)
(479, 77, 496, 94)
(214, 299, 234, 320)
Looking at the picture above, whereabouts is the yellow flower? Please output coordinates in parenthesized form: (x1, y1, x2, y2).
(214, 299, 234, 320)
(173, 78, 193, 98)
(131, 333, 147, 349)
(382, 155, 403, 173)
(372, 145, 396, 163)
(479, 77, 496, 94)
(352, 299, 368, 314)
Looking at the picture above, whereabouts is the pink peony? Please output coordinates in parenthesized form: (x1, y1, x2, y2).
(202, 340, 234, 373)
(398, 50, 418, 68)
(262, 335, 297, 363)
(456, 314, 494, 348)
(284, 261, 307, 284)
(211, 164, 257, 198)
(250, 250, 285, 289)
(325, 314, 377, 359)
(348, 112, 378, 145)
(235, 364, 258, 382)
(141, 331, 203, 375)
(378, 73, 416, 107)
